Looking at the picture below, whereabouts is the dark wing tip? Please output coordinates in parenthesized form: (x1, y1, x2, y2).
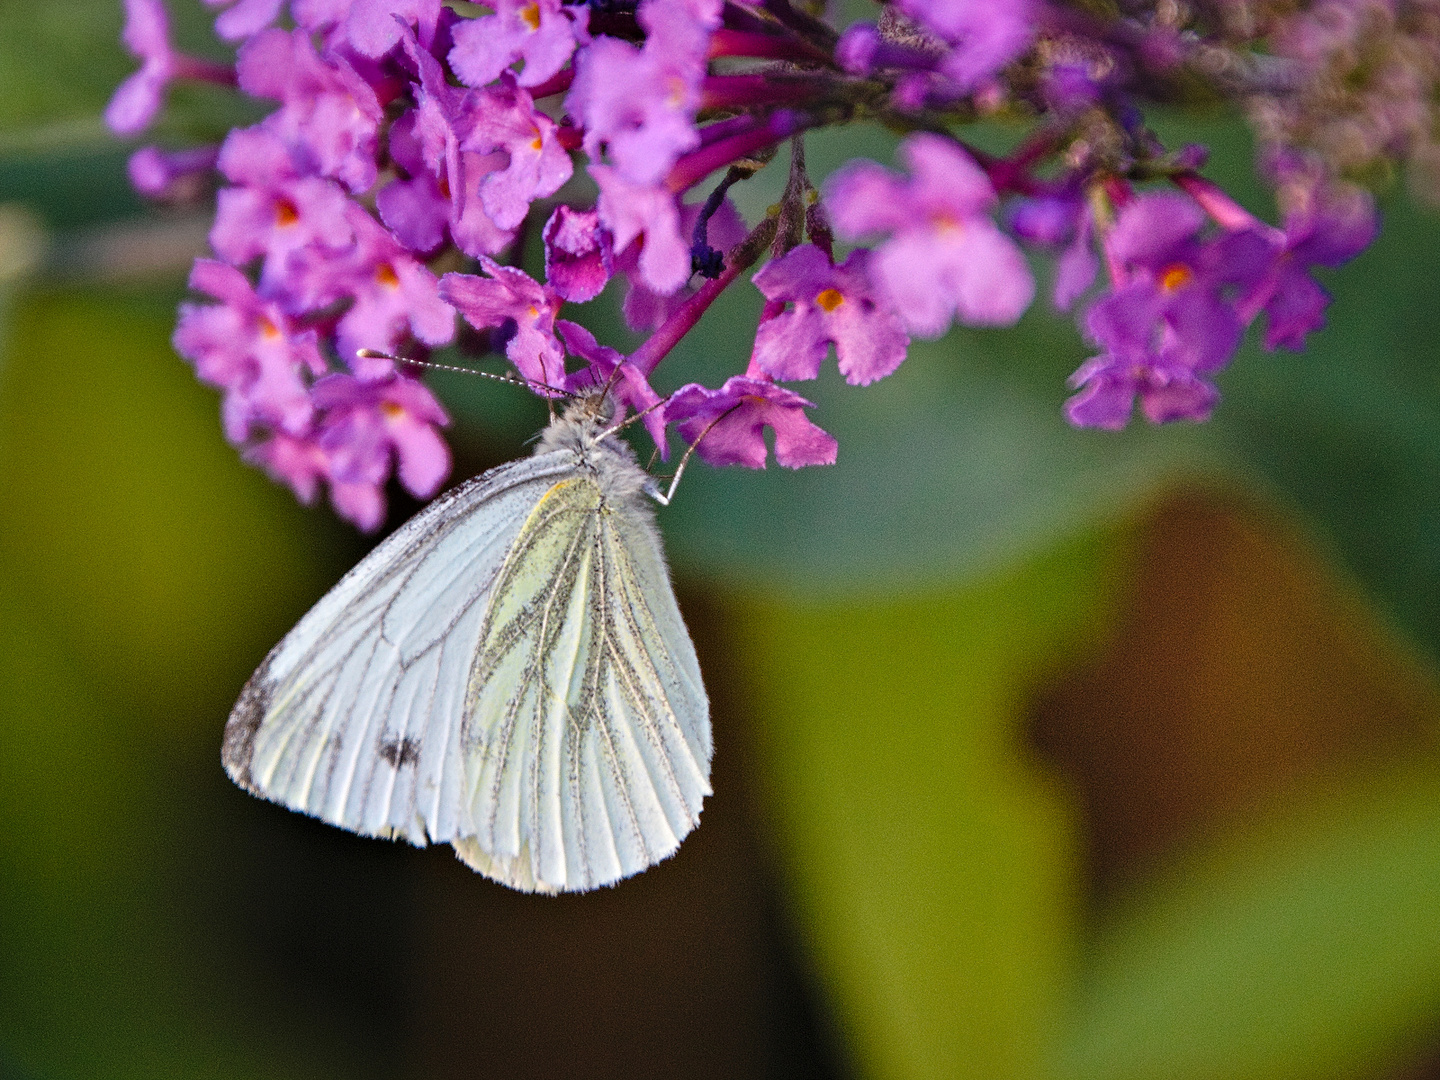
(222, 658, 273, 792)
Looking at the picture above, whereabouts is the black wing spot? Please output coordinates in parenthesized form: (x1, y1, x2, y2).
(378, 736, 421, 768)
(222, 658, 273, 791)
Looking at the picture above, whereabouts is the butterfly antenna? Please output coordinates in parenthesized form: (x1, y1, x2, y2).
(598, 357, 626, 402)
(598, 393, 668, 442)
(356, 349, 579, 400)
(647, 401, 742, 507)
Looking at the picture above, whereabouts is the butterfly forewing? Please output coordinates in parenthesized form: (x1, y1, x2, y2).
(224, 410, 712, 893)
(223, 452, 577, 846)
(459, 475, 711, 892)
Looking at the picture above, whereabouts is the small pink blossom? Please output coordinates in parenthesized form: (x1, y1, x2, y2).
(247, 371, 450, 531)
(459, 76, 574, 230)
(211, 128, 356, 291)
(285, 202, 456, 368)
(826, 133, 1035, 337)
(388, 31, 518, 256)
(449, 0, 587, 88)
(236, 28, 384, 193)
(173, 259, 329, 443)
(750, 245, 910, 386)
(566, 0, 721, 186)
(543, 206, 614, 303)
(312, 371, 451, 503)
(618, 196, 745, 330)
(592, 165, 691, 296)
(107, 0, 184, 134)
(666, 376, 838, 469)
(204, 0, 284, 41)
(127, 145, 219, 201)
(440, 258, 567, 388)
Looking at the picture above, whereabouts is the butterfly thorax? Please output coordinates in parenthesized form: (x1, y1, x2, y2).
(532, 395, 651, 503)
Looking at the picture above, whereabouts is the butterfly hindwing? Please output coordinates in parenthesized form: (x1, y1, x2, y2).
(457, 476, 711, 892)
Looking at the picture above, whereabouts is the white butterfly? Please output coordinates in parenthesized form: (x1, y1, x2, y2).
(223, 394, 711, 893)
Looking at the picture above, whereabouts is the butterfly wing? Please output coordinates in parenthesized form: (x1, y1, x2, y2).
(455, 476, 711, 892)
(223, 451, 578, 848)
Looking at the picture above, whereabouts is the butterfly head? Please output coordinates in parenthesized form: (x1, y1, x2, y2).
(563, 390, 618, 428)
(535, 392, 629, 458)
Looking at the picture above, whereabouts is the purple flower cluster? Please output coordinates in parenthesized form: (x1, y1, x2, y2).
(110, 0, 1402, 527)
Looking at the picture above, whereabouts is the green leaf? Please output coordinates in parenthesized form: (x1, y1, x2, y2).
(723, 523, 1134, 1080)
(0, 287, 393, 1079)
(0, 0, 232, 134)
(1055, 766, 1440, 1080)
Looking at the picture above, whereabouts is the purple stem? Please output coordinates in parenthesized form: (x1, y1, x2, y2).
(666, 109, 802, 193)
(526, 67, 575, 99)
(701, 74, 823, 112)
(698, 113, 760, 148)
(629, 264, 742, 376)
(1175, 173, 1284, 240)
(173, 54, 237, 86)
(709, 28, 833, 65)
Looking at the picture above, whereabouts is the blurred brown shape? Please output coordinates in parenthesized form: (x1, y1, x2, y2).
(1030, 488, 1440, 894)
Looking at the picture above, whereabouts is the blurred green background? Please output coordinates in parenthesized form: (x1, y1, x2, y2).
(5, 4, 1440, 1079)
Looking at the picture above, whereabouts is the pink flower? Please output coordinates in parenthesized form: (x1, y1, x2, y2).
(285, 202, 456, 369)
(381, 31, 518, 256)
(173, 259, 329, 443)
(247, 371, 451, 531)
(827, 133, 1034, 337)
(440, 259, 567, 389)
(459, 76, 574, 230)
(592, 165, 691, 296)
(750, 245, 910, 386)
(236, 28, 384, 193)
(617, 196, 745, 330)
(210, 127, 356, 292)
(312, 371, 451, 505)
(566, 0, 721, 186)
(108, 0, 231, 134)
(204, 0, 284, 41)
(127, 144, 219, 200)
(895, 0, 1035, 90)
(666, 376, 838, 468)
(449, 0, 587, 88)
(543, 206, 614, 303)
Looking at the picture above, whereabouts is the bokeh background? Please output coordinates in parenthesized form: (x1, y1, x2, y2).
(5, 4, 1440, 1079)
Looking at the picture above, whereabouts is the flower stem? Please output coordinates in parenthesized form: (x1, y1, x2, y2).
(701, 74, 825, 112)
(666, 109, 803, 192)
(174, 54, 237, 86)
(526, 67, 575, 100)
(631, 213, 780, 376)
(1175, 172, 1283, 239)
(708, 28, 833, 65)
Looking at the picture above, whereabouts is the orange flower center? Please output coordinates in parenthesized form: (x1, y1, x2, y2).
(380, 401, 405, 420)
(274, 198, 300, 227)
(519, 2, 541, 30)
(375, 262, 400, 287)
(1160, 263, 1192, 291)
(815, 287, 845, 312)
(931, 211, 962, 234)
(258, 316, 281, 340)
